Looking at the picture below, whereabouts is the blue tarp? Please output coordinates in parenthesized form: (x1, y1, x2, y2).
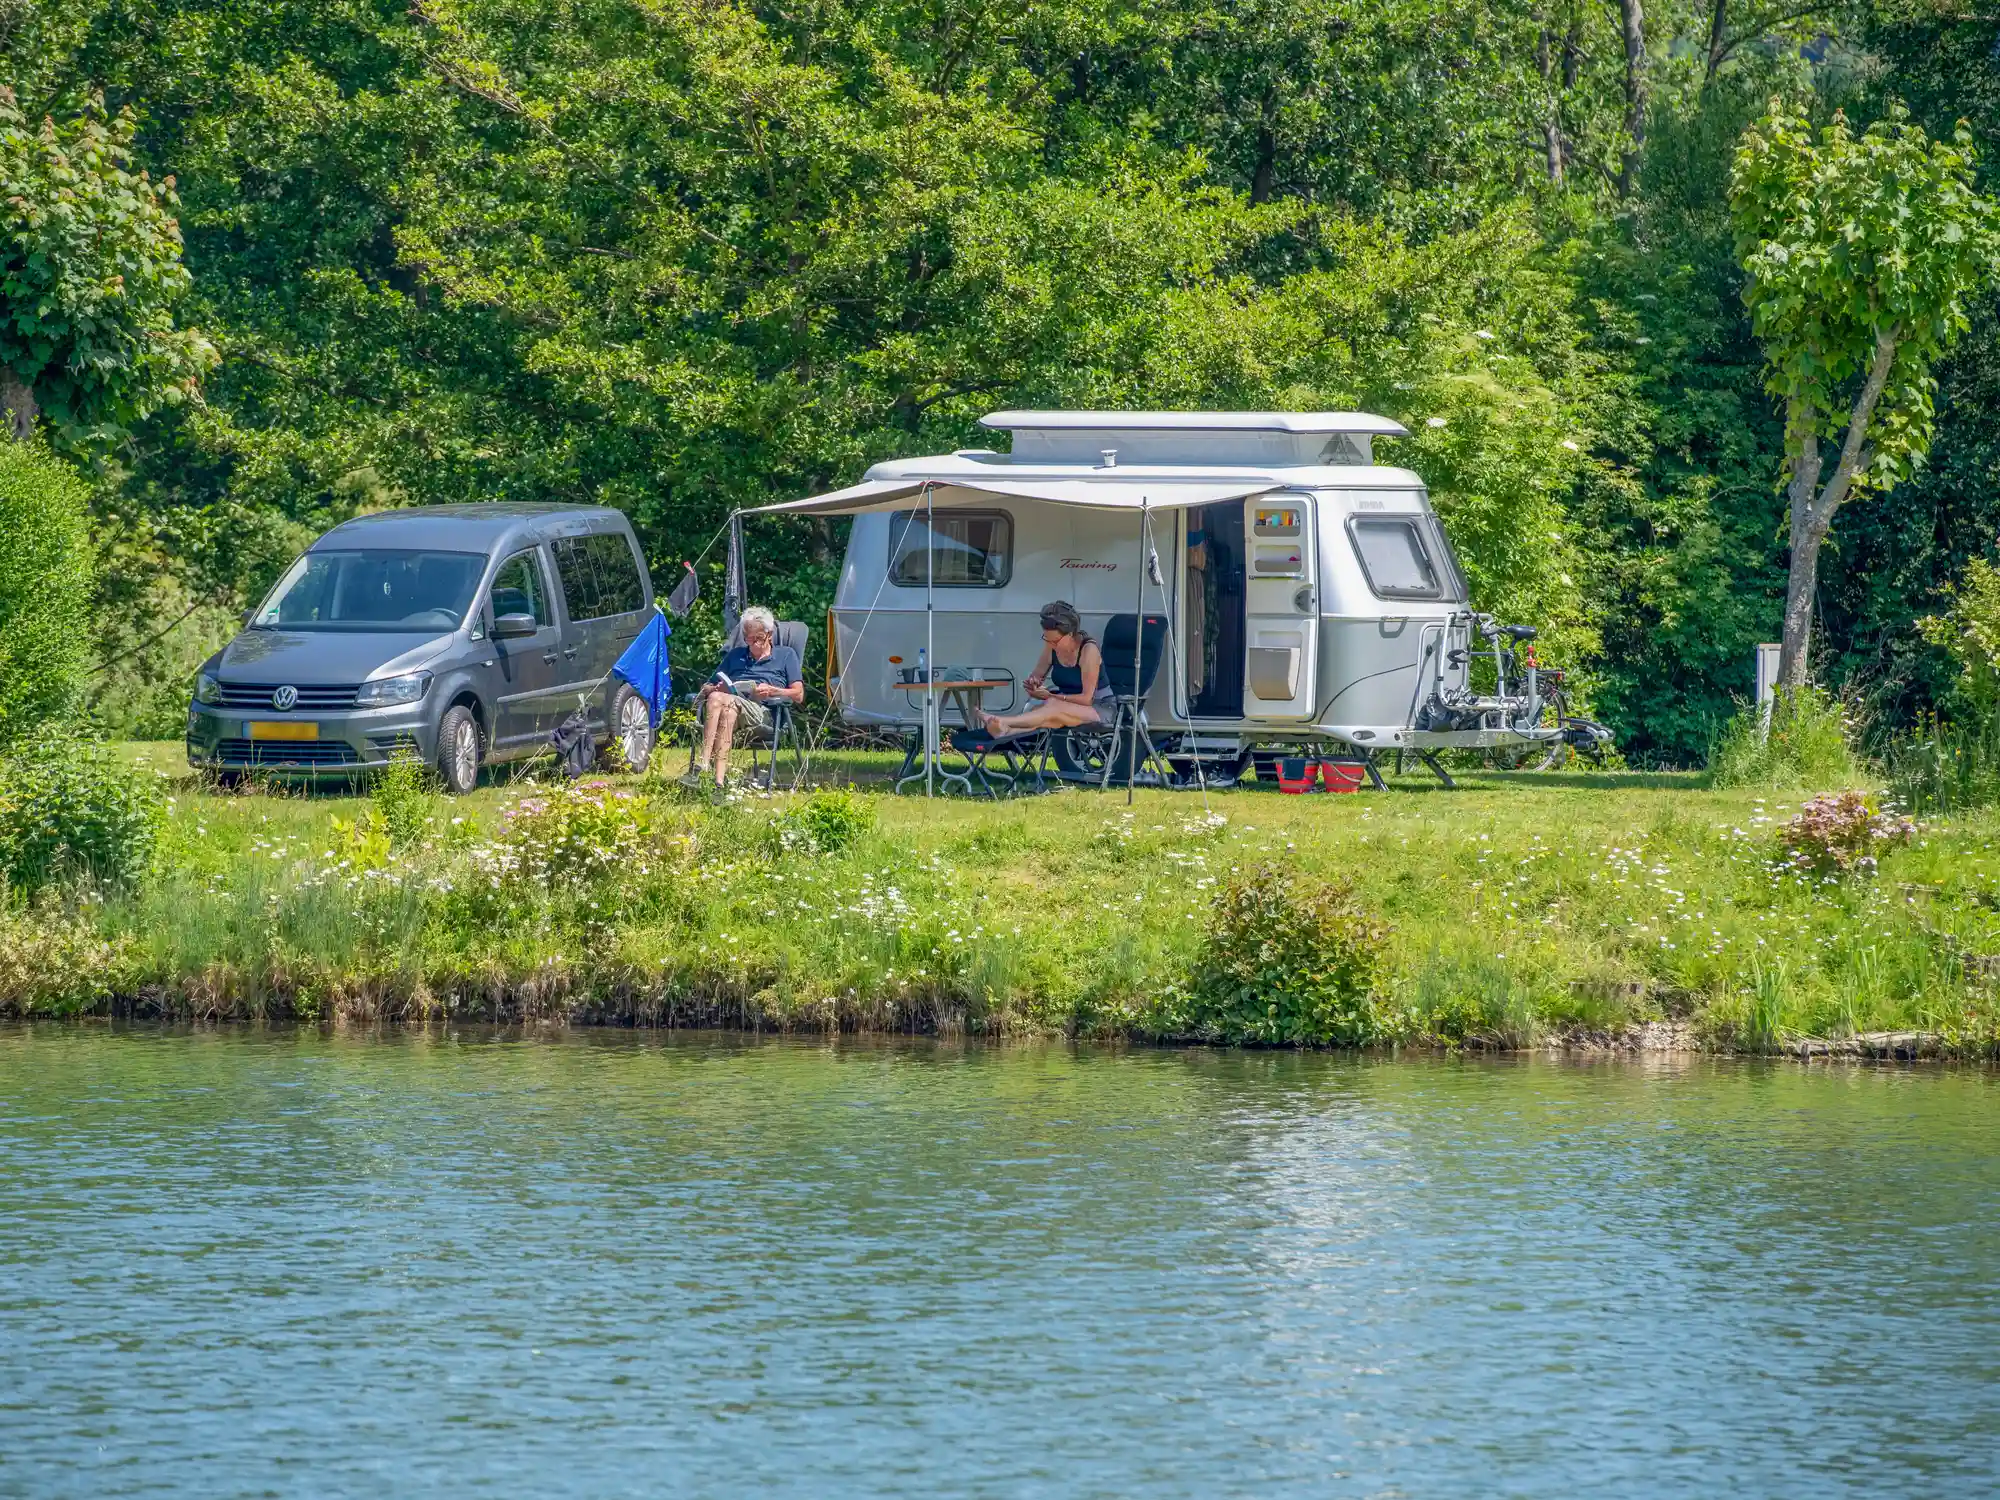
(612, 610, 672, 726)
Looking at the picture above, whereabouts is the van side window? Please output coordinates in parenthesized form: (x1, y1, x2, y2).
(488, 549, 553, 630)
(889, 510, 1012, 588)
(1348, 517, 1448, 600)
(553, 533, 646, 620)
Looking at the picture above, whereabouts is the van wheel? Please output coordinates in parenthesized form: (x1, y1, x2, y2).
(606, 683, 654, 773)
(436, 705, 483, 795)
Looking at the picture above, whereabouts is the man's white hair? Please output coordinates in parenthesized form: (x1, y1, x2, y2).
(740, 606, 777, 638)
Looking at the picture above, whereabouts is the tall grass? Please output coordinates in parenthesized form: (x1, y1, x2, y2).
(1708, 686, 1857, 790)
(1882, 709, 2000, 815)
(11, 750, 2000, 1053)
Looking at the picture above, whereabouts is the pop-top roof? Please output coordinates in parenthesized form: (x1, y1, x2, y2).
(978, 410, 1409, 436)
(975, 410, 1405, 468)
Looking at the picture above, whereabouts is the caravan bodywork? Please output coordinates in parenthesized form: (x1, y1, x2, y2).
(758, 412, 1559, 760)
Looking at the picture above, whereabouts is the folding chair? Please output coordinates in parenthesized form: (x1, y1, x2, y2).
(1056, 612, 1174, 789)
(684, 619, 810, 791)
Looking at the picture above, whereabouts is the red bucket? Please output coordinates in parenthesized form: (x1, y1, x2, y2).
(1318, 761, 1366, 793)
(1277, 757, 1316, 794)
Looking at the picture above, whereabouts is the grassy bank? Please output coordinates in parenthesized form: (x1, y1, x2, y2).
(4, 743, 2000, 1056)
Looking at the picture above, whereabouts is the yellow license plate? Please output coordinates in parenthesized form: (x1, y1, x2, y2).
(248, 721, 319, 741)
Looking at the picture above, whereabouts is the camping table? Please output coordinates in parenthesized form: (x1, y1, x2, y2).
(893, 676, 1014, 794)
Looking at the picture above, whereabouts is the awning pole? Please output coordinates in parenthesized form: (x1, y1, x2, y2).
(1127, 498, 1148, 806)
(925, 483, 936, 800)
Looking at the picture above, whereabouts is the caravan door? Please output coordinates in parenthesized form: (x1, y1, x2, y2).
(1242, 496, 1317, 720)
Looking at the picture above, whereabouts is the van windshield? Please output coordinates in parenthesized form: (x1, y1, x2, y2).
(250, 550, 487, 632)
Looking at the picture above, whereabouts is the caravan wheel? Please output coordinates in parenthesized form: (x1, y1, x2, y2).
(1050, 724, 1127, 786)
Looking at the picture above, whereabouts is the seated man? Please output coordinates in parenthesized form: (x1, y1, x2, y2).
(684, 607, 803, 788)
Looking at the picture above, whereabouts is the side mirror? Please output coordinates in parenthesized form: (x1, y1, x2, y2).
(493, 612, 539, 639)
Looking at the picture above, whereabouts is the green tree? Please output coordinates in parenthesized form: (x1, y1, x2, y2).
(1730, 100, 1998, 690)
(0, 440, 93, 743)
(0, 87, 214, 446)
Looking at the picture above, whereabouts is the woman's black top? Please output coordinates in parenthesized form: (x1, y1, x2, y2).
(1048, 639, 1115, 709)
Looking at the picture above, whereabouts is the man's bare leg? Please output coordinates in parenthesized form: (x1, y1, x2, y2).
(711, 699, 741, 785)
(696, 696, 727, 774)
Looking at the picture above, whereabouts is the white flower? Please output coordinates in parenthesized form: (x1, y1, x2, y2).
(1426, 416, 1448, 429)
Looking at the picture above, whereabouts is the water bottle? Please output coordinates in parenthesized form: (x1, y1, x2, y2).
(916, 647, 927, 685)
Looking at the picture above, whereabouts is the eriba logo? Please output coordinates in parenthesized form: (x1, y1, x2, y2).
(1058, 558, 1117, 572)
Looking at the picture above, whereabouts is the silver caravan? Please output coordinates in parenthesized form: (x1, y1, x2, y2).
(751, 411, 1572, 777)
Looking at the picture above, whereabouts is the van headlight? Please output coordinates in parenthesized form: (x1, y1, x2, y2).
(355, 671, 432, 707)
(194, 671, 223, 705)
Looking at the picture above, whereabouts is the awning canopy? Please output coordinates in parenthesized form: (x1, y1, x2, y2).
(744, 476, 1281, 517)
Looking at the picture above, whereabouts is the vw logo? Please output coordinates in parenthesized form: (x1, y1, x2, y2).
(271, 685, 299, 711)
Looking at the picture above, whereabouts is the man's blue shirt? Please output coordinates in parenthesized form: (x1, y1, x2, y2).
(715, 643, 801, 693)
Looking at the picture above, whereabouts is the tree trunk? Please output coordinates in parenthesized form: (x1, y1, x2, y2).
(1250, 95, 1278, 204)
(1775, 328, 1901, 689)
(1536, 21, 1565, 184)
(1777, 431, 1825, 690)
(1704, 0, 1728, 84)
(0, 370, 36, 440)
(1618, 0, 1646, 196)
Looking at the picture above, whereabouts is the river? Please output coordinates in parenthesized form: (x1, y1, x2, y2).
(2, 1026, 1995, 1497)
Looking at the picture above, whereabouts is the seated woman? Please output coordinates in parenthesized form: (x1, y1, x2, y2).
(979, 601, 1114, 739)
(683, 607, 803, 788)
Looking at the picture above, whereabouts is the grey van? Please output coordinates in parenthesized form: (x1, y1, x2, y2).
(187, 505, 657, 793)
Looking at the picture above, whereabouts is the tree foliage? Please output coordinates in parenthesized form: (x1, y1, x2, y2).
(0, 87, 214, 447)
(5, 0, 1997, 762)
(1731, 99, 1997, 686)
(0, 440, 93, 744)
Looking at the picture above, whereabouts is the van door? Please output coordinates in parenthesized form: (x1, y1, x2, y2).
(482, 547, 562, 750)
(550, 531, 651, 730)
(1242, 496, 1318, 720)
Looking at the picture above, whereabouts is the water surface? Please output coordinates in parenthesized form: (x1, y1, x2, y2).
(2, 1026, 1995, 1497)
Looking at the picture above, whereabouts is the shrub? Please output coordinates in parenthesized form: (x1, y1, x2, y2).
(1177, 866, 1390, 1046)
(1917, 556, 2000, 716)
(773, 786, 874, 856)
(1709, 685, 1856, 789)
(0, 735, 165, 895)
(1884, 562, 2000, 813)
(482, 779, 653, 891)
(372, 751, 440, 849)
(0, 898, 132, 1014)
(0, 442, 93, 746)
(1776, 790, 1914, 876)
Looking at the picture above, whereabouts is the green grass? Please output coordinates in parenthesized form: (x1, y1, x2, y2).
(9, 740, 2000, 1055)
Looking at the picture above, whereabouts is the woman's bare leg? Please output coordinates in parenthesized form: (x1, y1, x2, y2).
(710, 699, 741, 784)
(986, 701, 1103, 737)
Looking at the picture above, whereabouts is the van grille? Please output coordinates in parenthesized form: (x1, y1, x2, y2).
(215, 739, 362, 767)
(216, 682, 361, 711)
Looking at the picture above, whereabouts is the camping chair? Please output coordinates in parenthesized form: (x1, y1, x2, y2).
(684, 618, 810, 791)
(1055, 612, 1174, 789)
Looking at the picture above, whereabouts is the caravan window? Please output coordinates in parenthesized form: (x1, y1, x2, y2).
(1348, 516, 1461, 601)
(889, 510, 1013, 588)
